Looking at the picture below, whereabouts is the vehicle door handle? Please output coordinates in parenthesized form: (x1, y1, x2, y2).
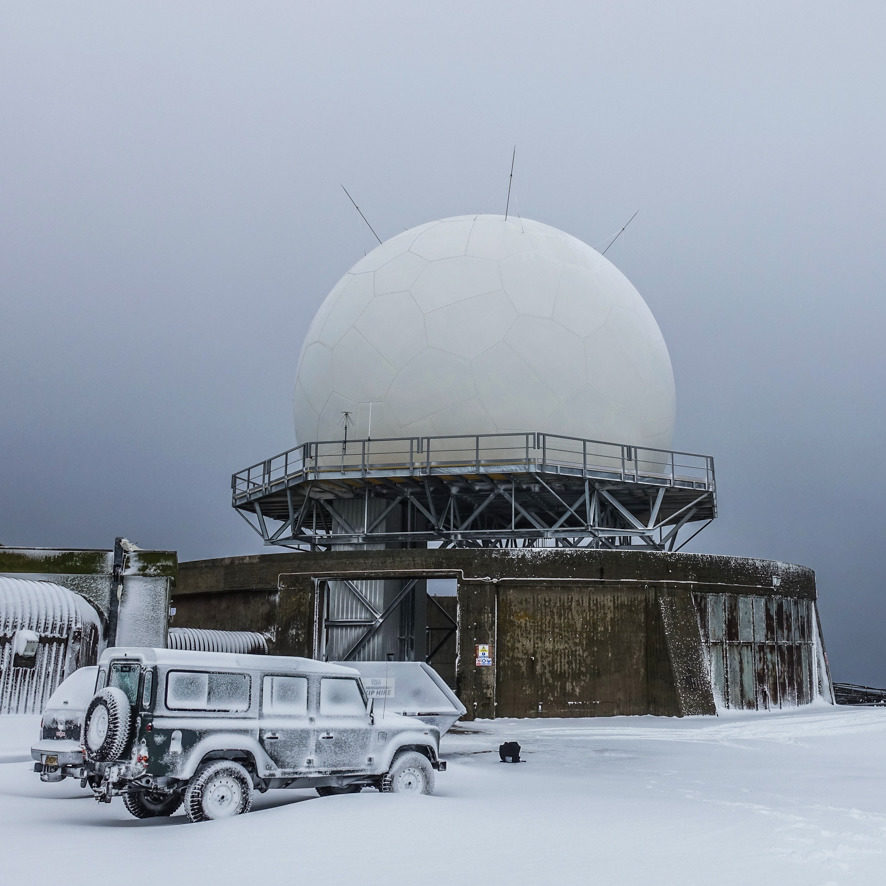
(320, 733, 335, 740)
(264, 733, 280, 740)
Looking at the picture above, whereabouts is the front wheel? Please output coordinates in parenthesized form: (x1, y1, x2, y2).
(123, 789, 183, 819)
(381, 752, 435, 795)
(184, 761, 253, 823)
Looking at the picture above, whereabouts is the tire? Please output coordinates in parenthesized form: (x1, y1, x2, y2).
(316, 785, 362, 797)
(381, 751, 435, 795)
(83, 688, 132, 762)
(184, 761, 253, 823)
(123, 789, 183, 819)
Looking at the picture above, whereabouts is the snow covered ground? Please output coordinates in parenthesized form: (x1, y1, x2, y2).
(3, 706, 886, 885)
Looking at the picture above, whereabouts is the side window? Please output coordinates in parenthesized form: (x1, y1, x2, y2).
(166, 671, 251, 712)
(142, 669, 154, 709)
(319, 678, 366, 716)
(108, 662, 141, 705)
(262, 676, 308, 716)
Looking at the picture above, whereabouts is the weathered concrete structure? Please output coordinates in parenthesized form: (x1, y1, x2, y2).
(175, 548, 831, 718)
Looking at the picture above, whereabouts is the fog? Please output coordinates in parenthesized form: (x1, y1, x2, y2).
(2, 3, 884, 683)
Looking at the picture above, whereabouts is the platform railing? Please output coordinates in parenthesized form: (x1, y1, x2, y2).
(232, 431, 715, 500)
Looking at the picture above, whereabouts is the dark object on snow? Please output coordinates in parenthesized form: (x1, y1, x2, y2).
(499, 741, 521, 763)
(834, 682, 886, 705)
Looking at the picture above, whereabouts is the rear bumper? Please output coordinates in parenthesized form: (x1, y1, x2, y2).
(31, 741, 85, 767)
(32, 742, 86, 781)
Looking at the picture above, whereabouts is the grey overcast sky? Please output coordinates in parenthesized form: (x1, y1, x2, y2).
(2, 2, 885, 684)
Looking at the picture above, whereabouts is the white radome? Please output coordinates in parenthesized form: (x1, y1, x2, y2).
(293, 214, 676, 449)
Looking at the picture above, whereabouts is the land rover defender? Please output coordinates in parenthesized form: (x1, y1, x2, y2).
(81, 647, 446, 822)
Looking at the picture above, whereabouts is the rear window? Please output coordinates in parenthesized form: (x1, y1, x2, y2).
(166, 671, 251, 712)
(109, 662, 141, 705)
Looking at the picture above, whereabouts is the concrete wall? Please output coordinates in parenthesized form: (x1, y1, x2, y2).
(175, 548, 827, 718)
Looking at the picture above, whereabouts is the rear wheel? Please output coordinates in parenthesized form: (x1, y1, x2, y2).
(123, 789, 183, 819)
(83, 688, 131, 762)
(184, 761, 253, 823)
(381, 752, 435, 795)
(316, 785, 362, 797)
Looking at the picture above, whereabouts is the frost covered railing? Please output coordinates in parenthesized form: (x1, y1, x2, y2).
(232, 431, 715, 502)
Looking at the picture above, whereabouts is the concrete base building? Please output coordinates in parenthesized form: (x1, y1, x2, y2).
(183, 216, 834, 719)
(175, 548, 832, 719)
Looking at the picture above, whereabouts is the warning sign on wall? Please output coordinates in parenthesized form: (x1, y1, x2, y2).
(475, 644, 493, 667)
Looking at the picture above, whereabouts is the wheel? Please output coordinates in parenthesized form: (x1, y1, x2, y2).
(83, 688, 131, 762)
(123, 789, 183, 819)
(316, 785, 362, 797)
(184, 761, 253, 823)
(381, 752, 435, 795)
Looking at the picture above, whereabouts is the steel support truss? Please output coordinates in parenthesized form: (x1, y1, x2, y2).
(233, 431, 717, 552)
(313, 575, 454, 665)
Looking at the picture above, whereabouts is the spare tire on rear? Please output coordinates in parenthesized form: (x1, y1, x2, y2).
(84, 687, 132, 762)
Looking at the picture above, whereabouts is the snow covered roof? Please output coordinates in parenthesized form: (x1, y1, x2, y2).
(0, 577, 102, 639)
(99, 646, 358, 676)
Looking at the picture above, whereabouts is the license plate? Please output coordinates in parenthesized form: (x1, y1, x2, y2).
(44, 755, 58, 767)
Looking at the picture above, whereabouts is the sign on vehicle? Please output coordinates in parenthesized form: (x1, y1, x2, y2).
(362, 677, 395, 698)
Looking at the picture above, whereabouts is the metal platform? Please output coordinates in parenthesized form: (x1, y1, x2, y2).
(232, 431, 717, 551)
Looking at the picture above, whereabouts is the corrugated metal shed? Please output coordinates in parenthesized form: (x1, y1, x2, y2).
(0, 577, 103, 714)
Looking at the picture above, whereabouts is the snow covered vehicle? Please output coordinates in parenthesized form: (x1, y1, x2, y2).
(31, 666, 98, 782)
(81, 647, 446, 822)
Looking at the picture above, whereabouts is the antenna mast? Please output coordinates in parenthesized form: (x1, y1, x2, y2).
(601, 209, 639, 256)
(504, 147, 516, 220)
(341, 410, 352, 455)
(341, 185, 383, 245)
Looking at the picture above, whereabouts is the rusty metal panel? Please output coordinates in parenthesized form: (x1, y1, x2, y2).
(709, 643, 725, 706)
(753, 597, 766, 643)
(798, 600, 809, 643)
(726, 645, 742, 708)
(765, 597, 777, 641)
(738, 597, 754, 641)
(725, 594, 740, 642)
(739, 644, 755, 708)
(766, 643, 781, 707)
(494, 584, 662, 718)
(694, 590, 820, 712)
(755, 644, 768, 708)
(798, 644, 811, 704)
(708, 595, 724, 641)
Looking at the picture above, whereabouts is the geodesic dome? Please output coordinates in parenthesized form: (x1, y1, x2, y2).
(293, 214, 675, 450)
